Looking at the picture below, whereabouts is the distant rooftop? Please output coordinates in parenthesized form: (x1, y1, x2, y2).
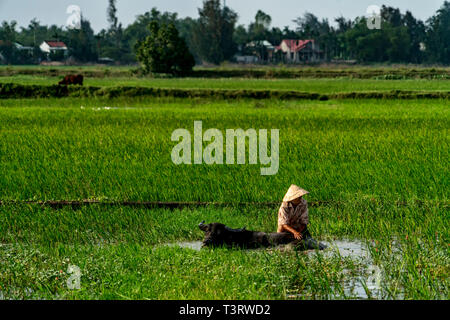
(276, 39, 314, 52)
(44, 41, 67, 48)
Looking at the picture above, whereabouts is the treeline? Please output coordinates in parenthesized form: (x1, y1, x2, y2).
(0, 0, 449, 65)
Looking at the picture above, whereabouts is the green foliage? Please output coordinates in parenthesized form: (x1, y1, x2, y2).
(107, 0, 119, 32)
(290, 4, 445, 64)
(425, 1, 450, 64)
(0, 22, 35, 64)
(118, 8, 179, 63)
(66, 19, 98, 62)
(0, 21, 17, 42)
(249, 10, 272, 41)
(192, 0, 238, 64)
(343, 19, 389, 62)
(1, 2, 449, 65)
(96, 0, 129, 63)
(136, 21, 195, 75)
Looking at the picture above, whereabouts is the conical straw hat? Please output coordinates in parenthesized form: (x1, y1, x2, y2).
(282, 184, 309, 202)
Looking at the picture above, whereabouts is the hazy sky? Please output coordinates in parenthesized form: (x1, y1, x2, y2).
(0, 0, 446, 32)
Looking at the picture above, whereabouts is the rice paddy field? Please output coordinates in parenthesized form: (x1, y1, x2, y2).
(1, 75, 450, 93)
(0, 67, 448, 300)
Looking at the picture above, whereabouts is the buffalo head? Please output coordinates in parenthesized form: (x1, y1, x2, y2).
(199, 221, 256, 248)
(199, 221, 228, 247)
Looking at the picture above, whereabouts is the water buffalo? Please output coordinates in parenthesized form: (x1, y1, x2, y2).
(198, 221, 326, 250)
(58, 74, 83, 86)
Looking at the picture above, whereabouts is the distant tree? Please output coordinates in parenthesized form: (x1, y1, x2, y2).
(125, 8, 177, 45)
(255, 11, 272, 29)
(294, 12, 322, 38)
(341, 7, 431, 63)
(403, 11, 426, 63)
(281, 26, 298, 39)
(0, 21, 16, 63)
(175, 17, 198, 61)
(248, 10, 272, 41)
(0, 21, 37, 64)
(107, 0, 123, 47)
(28, 19, 39, 47)
(192, 0, 238, 64)
(136, 21, 195, 75)
(335, 16, 353, 33)
(241, 11, 274, 60)
(67, 18, 98, 62)
(334, 16, 353, 59)
(107, 0, 119, 32)
(16, 20, 58, 48)
(0, 21, 18, 42)
(233, 24, 249, 49)
(381, 6, 403, 27)
(425, 1, 450, 64)
(122, 8, 178, 63)
(294, 12, 336, 60)
(99, 0, 127, 62)
(384, 24, 411, 62)
(379, 6, 423, 62)
(266, 27, 284, 46)
(343, 17, 388, 62)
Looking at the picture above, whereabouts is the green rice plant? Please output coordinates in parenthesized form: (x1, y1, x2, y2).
(0, 98, 447, 203)
(1, 65, 449, 79)
(1, 79, 449, 98)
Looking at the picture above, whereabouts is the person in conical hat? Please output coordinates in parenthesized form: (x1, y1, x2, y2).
(277, 184, 310, 240)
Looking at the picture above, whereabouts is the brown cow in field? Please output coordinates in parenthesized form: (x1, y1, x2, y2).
(58, 74, 84, 86)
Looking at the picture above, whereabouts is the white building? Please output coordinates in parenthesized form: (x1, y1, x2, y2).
(39, 41, 68, 55)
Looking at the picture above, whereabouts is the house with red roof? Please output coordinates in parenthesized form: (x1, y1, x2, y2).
(275, 39, 323, 63)
(39, 40, 68, 60)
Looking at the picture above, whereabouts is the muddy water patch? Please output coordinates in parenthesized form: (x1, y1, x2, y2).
(304, 239, 388, 299)
(159, 239, 371, 256)
(161, 239, 388, 299)
(322, 239, 371, 259)
(161, 241, 203, 251)
(321, 239, 386, 299)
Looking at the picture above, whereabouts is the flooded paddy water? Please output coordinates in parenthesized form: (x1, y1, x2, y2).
(164, 241, 204, 251)
(162, 239, 389, 299)
(0, 240, 406, 300)
(321, 240, 384, 299)
(161, 239, 371, 257)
